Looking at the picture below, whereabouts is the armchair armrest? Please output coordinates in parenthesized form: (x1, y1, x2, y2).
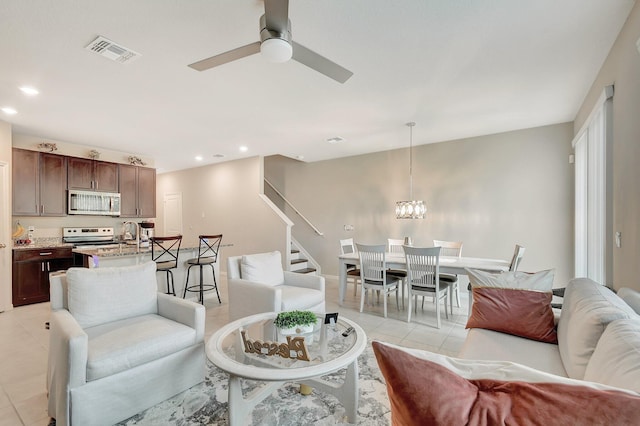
(48, 309, 88, 425)
(227, 278, 282, 321)
(157, 293, 205, 343)
(283, 271, 325, 292)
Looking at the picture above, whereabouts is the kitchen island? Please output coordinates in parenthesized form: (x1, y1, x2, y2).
(72, 243, 231, 302)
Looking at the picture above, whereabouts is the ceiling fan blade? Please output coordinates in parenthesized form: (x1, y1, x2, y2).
(292, 42, 353, 83)
(264, 0, 289, 31)
(188, 42, 261, 71)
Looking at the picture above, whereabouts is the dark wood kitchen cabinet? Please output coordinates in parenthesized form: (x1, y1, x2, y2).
(67, 157, 119, 192)
(12, 148, 67, 216)
(12, 247, 73, 306)
(119, 164, 156, 218)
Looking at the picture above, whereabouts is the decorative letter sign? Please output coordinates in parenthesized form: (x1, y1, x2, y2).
(241, 330, 310, 361)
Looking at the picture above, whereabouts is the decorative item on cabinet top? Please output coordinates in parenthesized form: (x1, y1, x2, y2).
(128, 156, 146, 166)
(37, 142, 58, 152)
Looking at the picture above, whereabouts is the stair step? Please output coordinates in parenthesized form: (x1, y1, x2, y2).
(291, 249, 300, 254)
(291, 258, 307, 265)
(293, 267, 317, 274)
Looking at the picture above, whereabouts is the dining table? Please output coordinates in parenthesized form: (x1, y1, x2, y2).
(337, 252, 511, 305)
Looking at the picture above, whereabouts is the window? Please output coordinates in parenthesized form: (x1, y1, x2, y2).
(572, 85, 613, 285)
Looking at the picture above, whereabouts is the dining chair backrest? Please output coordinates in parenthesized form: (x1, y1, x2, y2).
(195, 234, 222, 262)
(509, 244, 526, 271)
(403, 246, 441, 290)
(388, 239, 405, 254)
(340, 238, 356, 255)
(151, 235, 182, 267)
(356, 244, 388, 284)
(433, 240, 463, 257)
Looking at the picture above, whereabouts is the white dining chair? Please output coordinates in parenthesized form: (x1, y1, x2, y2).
(340, 238, 361, 296)
(387, 238, 407, 306)
(403, 245, 450, 328)
(357, 243, 401, 318)
(509, 244, 526, 271)
(433, 240, 463, 310)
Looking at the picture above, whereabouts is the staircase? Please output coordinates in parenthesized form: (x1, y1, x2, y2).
(290, 244, 317, 275)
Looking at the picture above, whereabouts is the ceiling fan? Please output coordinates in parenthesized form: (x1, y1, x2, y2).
(188, 0, 353, 83)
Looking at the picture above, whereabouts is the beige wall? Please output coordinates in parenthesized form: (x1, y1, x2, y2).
(155, 156, 290, 270)
(1, 120, 12, 311)
(574, 2, 640, 291)
(266, 122, 574, 287)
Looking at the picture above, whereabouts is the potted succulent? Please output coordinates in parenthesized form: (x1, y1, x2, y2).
(274, 310, 318, 336)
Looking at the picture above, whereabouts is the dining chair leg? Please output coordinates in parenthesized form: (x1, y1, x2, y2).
(383, 288, 388, 318)
(407, 291, 413, 323)
(435, 294, 441, 329)
(360, 288, 366, 313)
(211, 264, 221, 303)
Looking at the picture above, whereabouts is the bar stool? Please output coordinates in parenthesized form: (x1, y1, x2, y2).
(151, 235, 182, 295)
(183, 234, 222, 304)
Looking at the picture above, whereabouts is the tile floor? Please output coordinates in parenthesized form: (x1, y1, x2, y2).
(0, 275, 470, 426)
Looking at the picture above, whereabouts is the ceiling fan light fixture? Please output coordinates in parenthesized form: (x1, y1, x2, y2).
(260, 38, 292, 63)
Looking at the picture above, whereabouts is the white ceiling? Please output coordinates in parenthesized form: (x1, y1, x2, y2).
(0, 1, 635, 173)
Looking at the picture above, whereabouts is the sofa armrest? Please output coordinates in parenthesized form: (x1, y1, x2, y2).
(157, 293, 205, 343)
(48, 309, 88, 424)
(227, 278, 282, 321)
(283, 271, 325, 292)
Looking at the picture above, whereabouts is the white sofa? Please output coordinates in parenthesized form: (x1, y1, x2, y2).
(459, 277, 640, 392)
(227, 251, 325, 321)
(48, 262, 206, 426)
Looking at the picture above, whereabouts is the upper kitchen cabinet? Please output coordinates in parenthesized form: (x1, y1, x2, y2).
(67, 157, 119, 192)
(12, 148, 67, 216)
(119, 164, 156, 218)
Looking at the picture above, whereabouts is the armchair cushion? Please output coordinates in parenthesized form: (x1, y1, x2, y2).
(66, 262, 158, 328)
(280, 286, 325, 311)
(85, 314, 197, 381)
(240, 251, 284, 286)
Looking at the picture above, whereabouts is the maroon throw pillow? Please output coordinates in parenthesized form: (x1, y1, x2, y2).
(466, 287, 558, 343)
(372, 341, 640, 426)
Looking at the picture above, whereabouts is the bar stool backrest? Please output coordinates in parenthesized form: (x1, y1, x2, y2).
(151, 235, 182, 268)
(196, 234, 222, 262)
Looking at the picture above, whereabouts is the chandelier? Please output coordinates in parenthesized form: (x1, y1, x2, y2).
(395, 122, 426, 219)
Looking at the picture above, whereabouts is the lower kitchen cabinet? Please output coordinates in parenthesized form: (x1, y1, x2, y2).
(12, 247, 73, 306)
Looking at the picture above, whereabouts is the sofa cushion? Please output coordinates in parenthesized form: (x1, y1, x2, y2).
(67, 262, 158, 329)
(372, 341, 640, 426)
(584, 318, 640, 393)
(460, 328, 567, 377)
(557, 278, 637, 379)
(617, 287, 640, 315)
(240, 251, 284, 287)
(85, 314, 197, 381)
(466, 269, 557, 343)
(280, 286, 324, 311)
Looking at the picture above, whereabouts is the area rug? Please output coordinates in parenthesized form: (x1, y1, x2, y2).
(117, 342, 391, 425)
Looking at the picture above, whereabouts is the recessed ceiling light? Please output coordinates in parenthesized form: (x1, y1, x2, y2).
(326, 136, 345, 144)
(239, 146, 248, 152)
(1, 107, 17, 115)
(19, 86, 39, 96)
(195, 155, 203, 161)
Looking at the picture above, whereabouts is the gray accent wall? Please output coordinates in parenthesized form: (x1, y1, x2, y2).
(266, 122, 574, 287)
(574, 1, 640, 291)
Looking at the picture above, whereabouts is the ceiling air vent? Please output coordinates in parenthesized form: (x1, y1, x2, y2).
(85, 36, 141, 64)
(326, 136, 345, 144)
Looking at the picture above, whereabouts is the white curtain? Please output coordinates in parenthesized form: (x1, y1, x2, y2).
(572, 86, 613, 285)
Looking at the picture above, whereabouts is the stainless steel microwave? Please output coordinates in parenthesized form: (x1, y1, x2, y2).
(68, 190, 121, 216)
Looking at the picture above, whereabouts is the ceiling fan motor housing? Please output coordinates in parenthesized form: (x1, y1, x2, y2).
(259, 14, 292, 62)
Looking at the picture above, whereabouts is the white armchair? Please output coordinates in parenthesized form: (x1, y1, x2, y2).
(47, 261, 205, 426)
(227, 251, 325, 321)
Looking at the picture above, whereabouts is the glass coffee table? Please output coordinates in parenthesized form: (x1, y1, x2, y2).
(206, 312, 367, 425)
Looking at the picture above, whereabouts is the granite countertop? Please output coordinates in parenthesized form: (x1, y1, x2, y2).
(73, 245, 200, 258)
(13, 239, 73, 251)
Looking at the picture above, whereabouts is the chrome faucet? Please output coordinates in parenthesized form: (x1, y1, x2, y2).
(123, 221, 139, 249)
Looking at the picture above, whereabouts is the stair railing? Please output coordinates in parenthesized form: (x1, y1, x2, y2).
(264, 179, 324, 236)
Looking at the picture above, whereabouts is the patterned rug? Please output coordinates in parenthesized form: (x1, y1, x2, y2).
(117, 342, 391, 425)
